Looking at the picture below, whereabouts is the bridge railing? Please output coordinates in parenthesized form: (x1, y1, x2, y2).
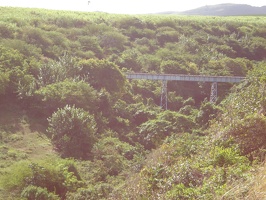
(126, 73, 245, 83)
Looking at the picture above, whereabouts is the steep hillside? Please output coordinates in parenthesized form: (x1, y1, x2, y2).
(0, 7, 265, 199)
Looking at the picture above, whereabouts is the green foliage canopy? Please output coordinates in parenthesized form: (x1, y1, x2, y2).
(78, 59, 126, 94)
(35, 79, 98, 114)
(47, 105, 97, 159)
(138, 110, 195, 149)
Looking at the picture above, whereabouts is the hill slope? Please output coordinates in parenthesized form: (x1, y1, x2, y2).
(163, 4, 266, 16)
(0, 7, 265, 199)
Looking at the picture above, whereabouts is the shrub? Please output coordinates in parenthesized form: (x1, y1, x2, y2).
(47, 105, 97, 159)
(196, 100, 221, 128)
(92, 137, 136, 175)
(99, 31, 128, 51)
(0, 22, 15, 38)
(78, 36, 103, 58)
(166, 183, 198, 200)
(78, 59, 126, 94)
(0, 161, 32, 191)
(138, 110, 195, 149)
(35, 79, 98, 115)
(23, 27, 52, 49)
(0, 45, 26, 95)
(66, 186, 98, 200)
(37, 53, 80, 86)
(156, 30, 179, 46)
(21, 185, 60, 200)
(0, 71, 9, 95)
(1, 158, 83, 199)
(226, 115, 266, 156)
(211, 146, 248, 167)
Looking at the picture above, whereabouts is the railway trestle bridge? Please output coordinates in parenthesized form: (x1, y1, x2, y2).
(126, 73, 245, 110)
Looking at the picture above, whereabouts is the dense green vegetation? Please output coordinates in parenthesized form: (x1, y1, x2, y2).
(0, 7, 266, 199)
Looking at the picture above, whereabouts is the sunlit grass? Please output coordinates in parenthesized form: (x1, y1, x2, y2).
(0, 6, 265, 27)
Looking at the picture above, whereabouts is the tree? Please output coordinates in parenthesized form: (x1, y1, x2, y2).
(78, 36, 103, 58)
(37, 53, 80, 86)
(156, 27, 179, 46)
(35, 79, 98, 115)
(78, 59, 126, 94)
(47, 105, 97, 159)
(196, 100, 221, 128)
(249, 37, 266, 60)
(138, 110, 195, 149)
(0, 22, 15, 39)
(0, 45, 25, 95)
(117, 49, 142, 71)
(160, 60, 198, 74)
(99, 31, 128, 52)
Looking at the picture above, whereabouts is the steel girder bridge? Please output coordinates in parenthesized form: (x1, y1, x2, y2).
(126, 73, 245, 110)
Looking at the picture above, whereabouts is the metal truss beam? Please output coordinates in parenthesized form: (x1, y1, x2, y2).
(210, 82, 218, 103)
(160, 80, 168, 110)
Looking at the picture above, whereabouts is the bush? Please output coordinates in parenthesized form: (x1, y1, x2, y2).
(92, 137, 136, 175)
(166, 183, 198, 200)
(47, 105, 97, 159)
(37, 53, 80, 86)
(138, 110, 195, 149)
(0, 161, 32, 191)
(211, 146, 248, 167)
(156, 30, 179, 46)
(0, 71, 9, 95)
(99, 31, 128, 51)
(0, 22, 15, 38)
(0, 158, 84, 199)
(23, 27, 52, 49)
(196, 100, 221, 128)
(21, 185, 60, 200)
(35, 79, 98, 115)
(78, 59, 125, 94)
(226, 115, 266, 156)
(78, 36, 103, 58)
(66, 186, 97, 200)
(0, 45, 26, 95)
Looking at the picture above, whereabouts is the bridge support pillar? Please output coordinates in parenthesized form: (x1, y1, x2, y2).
(160, 80, 168, 110)
(210, 82, 217, 103)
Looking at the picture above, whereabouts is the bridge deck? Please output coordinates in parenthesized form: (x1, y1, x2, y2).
(126, 73, 245, 83)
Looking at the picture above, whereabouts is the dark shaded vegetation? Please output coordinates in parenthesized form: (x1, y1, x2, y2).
(0, 7, 265, 199)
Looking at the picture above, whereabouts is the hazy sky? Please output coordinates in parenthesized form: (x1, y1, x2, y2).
(0, 0, 265, 14)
